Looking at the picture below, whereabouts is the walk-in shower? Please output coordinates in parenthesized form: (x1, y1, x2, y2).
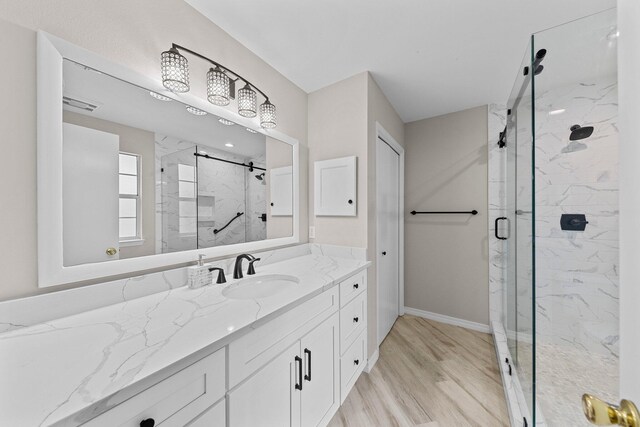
(493, 8, 619, 426)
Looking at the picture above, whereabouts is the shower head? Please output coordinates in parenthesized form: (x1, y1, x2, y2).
(255, 172, 265, 181)
(569, 124, 594, 141)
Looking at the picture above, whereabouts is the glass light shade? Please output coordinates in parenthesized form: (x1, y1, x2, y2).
(218, 118, 235, 126)
(161, 47, 189, 93)
(260, 100, 277, 129)
(186, 106, 207, 116)
(207, 67, 231, 106)
(237, 84, 257, 118)
(149, 91, 172, 101)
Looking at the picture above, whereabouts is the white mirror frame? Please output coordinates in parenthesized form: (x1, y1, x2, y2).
(37, 31, 300, 287)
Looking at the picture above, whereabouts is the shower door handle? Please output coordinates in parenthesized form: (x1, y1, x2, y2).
(495, 217, 509, 240)
(582, 394, 639, 427)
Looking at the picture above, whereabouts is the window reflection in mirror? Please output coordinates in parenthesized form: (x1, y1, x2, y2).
(61, 59, 293, 267)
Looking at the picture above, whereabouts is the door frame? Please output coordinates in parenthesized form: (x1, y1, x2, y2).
(619, 0, 640, 400)
(375, 122, 405, 347)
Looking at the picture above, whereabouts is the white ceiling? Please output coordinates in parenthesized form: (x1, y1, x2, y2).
(185, 0, 615, 122)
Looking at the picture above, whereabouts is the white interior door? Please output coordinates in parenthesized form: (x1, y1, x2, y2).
(270, 166, 293, 216)
(376, 137, 400, 345)
(62, 123, 119, 266)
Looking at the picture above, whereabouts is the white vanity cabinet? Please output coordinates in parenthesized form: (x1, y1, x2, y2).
(80, 269, 368, 427)
(227, 287, 340, 427)
(228, 340, 302, 426)
(227, 269, 367, 427)
(228, 313, 339, 427)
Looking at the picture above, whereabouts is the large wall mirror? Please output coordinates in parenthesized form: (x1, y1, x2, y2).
(38, 32, 300, 287)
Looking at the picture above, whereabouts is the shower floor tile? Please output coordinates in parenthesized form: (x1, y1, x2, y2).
(536, 342, 618, 426)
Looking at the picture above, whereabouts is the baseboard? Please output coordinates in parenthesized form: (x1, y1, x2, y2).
(365, 348, 379, 373)
(404, 307, 492, 334)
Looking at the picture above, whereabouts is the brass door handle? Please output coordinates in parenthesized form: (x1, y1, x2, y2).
(583, 394, 640, 427)
(106, 247, 118, 256)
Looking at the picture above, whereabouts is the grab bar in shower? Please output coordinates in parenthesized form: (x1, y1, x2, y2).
(213, 212, 244, 235)
(410, 210, 478, 215)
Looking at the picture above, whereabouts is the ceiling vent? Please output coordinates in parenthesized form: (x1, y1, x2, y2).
(62, 96, 99, 112)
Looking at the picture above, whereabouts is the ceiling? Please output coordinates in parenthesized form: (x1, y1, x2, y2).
(185, 0, 615, 122)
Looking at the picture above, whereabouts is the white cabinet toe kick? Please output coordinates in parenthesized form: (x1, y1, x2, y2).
(81, 269, 368, 427)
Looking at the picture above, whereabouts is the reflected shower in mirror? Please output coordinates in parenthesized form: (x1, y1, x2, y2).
(61, 59, 293, 267)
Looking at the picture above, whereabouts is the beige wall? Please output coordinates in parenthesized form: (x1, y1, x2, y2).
(365, 74, 404, 356)
(404, 106, 489, 325)
(308, 72, 405, 357)
(63, 111, 156, 259)
(308, 72, 369, 247)
(0, 0, 308, 301)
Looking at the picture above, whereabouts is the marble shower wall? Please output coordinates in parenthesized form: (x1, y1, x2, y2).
(155, 135, 266, 252)
(245, 152, 267, 243)
(161, 145, 198, 253)
(197, 148, 266, 248)
(155, 135, 197, 253)
(488, 104, 507, 324)
(534, 77, 619, 358)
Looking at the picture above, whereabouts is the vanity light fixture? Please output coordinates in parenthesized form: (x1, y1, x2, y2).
(260, 100, 277, 129)
(160, 43, 277, 128)
(186, 105, 207, 116)
(160, 47, 189, 93)
(207, 66, 232, 106)
(238, 83, 257, 118)
(225, 143, 234, 148)
(149, 91, 172, 102)
(218, 117, 235, 126)
(245, 128, 257, 134)
(549, 108, 566, 115)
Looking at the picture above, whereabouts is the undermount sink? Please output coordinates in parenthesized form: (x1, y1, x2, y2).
(222, 274, 300, 300)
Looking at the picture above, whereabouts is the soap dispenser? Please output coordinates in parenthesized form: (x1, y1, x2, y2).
(188, 254, 213, 289)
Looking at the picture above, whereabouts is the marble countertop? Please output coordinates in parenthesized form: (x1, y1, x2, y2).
(0, 253, 370, 426)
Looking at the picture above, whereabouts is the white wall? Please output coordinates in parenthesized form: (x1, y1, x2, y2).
(404, 106, 489, 326)
(618, 0, 640, 401)
(0, 0, 308, 301)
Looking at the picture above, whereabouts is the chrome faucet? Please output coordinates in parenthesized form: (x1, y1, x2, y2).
(233, 254, 261, 279)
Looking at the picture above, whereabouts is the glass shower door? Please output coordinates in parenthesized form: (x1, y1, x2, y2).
(505, 37, 536, 424)
(532, 9, 619, 425)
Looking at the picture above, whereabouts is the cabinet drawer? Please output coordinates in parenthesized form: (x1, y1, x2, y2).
(84, 349, 225, 427)
(340, 330, 366, 403)
(229, 287, 339, 388)
(339, 270, 366, 307)
(340, 291, 366, 354)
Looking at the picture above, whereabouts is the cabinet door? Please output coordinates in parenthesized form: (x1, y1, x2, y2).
(228, 341, 301, 427)
(186, 398, 225, 427)
(314, 156, 357, 216)
(300, 313, 340, 427)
